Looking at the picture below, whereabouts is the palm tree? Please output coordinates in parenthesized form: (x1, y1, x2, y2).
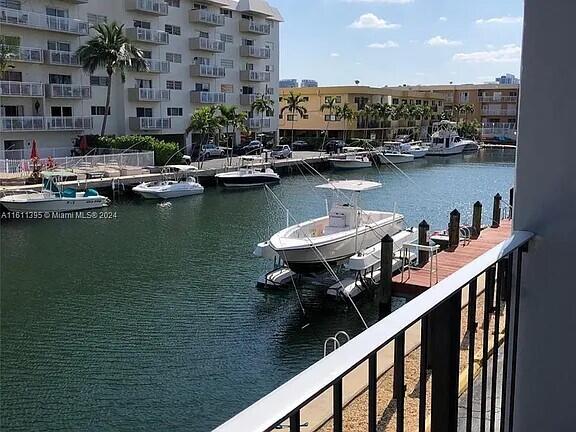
(452, 104, 465, 124)
(186, 106, 220, 167)
(280, 91, 308, 145)
(76, 22, 148, 135)
(374, 103, 393, 141)
(0, 38, 17, 73)
(320, 96, 338, 149)
(217, 105, 237, 162)
(464, 104, 475, 122)
(336, 103, 356, 142)
(360, 104, 377, 139)
(251, 96, 274, 141)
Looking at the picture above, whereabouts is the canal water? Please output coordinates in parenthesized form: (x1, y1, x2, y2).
(0, 150, 515, 431)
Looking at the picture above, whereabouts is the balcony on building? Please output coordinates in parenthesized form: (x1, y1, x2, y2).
(189, 37, 225, 53)
(240, 94, 271, 106)
(126, 28, 169, 45)
(240, 45, 271, 59)
(143, 59, 170, 74)
(45, 50, 81, 67)
(0, 7, 89, 35)
(479, 95, 518, 103)
(239, 19, 271, 35)
(240, 70, 271, 82)
(127, 88, 170, 102)
(0, 116, 92, 132)
(190, 64, 226, 78)
(12, 47, 44, 64)
(189, 9, 225, 26)
(246, 117, 271, 129)
(0, 81, 44, 97)
(129, 117, 171, 131)
(190, 91, 226, 104)
(481, 108, 518, 116)
(126, 0, 168, 16)
(46, 84, 91, 99)
(46, 116, 92, 130)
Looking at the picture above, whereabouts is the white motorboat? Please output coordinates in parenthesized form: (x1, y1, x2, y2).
(462, 140, 480, 152)
(396, 142, 429, 158)
(425, 121, 468, 156)
(215, 156, 280, 188)
(0, 171, 109, 212)
(133, 166, 204, 199)
(329, 153, 372, 169)
(376, 145, 415, 164)
(261, 180, 405, 273)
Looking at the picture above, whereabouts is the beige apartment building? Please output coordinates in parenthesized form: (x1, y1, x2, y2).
(279, 86, 445, 141)
(0, 0, 282, 161)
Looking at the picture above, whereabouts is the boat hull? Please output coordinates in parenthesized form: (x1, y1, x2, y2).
(216, 174, 280, 188)
(409, 148, 428, 158)
(0, 194, 108, 212)
(132, 184, 204, 199)
(426, 143, 467, 156)
(377, 153, 415, 164)
(330, 159, 372, 169)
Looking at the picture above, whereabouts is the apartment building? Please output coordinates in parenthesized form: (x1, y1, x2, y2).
(279, 85, 445, 140)
(391, 83, 520, 142)
(0, 0, 282, 157)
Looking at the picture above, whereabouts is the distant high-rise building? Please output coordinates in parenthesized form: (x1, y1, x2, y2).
(496, 74, 520, 85)
(279, 79, 299, 88)
(301, 79, 318, 88)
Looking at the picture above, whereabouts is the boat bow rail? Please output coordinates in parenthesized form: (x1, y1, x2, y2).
(214, 230, 534, 432)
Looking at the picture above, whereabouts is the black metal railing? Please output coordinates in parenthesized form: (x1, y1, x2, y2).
(214, 231, 533, 432)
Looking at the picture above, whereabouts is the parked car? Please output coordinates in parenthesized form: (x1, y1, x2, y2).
(199, 144, 227, 159)
(324, 140, 346, 153)
(291, 140, 312, 151)
(238, 140, 264, 155)
(271, 145, 292, 159)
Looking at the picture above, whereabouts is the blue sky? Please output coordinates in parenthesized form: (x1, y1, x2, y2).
(273, 0, 524, 86)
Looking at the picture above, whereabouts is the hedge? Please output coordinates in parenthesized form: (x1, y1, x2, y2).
(97, 135, 182, 166)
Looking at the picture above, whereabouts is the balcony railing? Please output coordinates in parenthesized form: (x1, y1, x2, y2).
(481, 122, 517, 129)
(0, 7, 89, 35)
(479, 96, 518, 103)
(190, 91, 226, 104)
(247, 118, 272, 129)
(129, 117, 172, 131)
(126, 0, 168, 16)
(481, 108, 518, 116)
(0, 116, 92, 131)
(127, 88, 170, 102)
(240, 45, 271, 59)
(12, 47, 44, 63)
(143, 59, 170, 73)
(45, 50, 81, 66)
(189, 9, 225, 26)
(46, 84, 91, 99)
(0, 81, 44, 97)
(240, 94, 258, 106)
(190, 64, 225, 78)
(239, 19, 271, 35)
(189, 37, 225, 53)
(214, 231, 534, 432)
(126, 28, 169, 45)
(46, 116, 92, 130)
(240, 70, 271, 82)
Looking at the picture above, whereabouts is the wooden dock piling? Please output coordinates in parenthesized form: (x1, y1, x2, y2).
(472, 201, 483, 239)
(379, 234, 394, 319)
(448, 209, 461, 250)
(418, 220, 430, 266)
(492, 193, 502, 228)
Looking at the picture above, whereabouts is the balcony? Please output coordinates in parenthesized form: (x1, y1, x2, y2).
(12, 47, 44, 63)
(143, 59, 170, 73)
(0, 81, 44, 97)
(0, 7, 89, 35)
(0, 116, 92, 132)
(246, 117, 272, 129)
(126, 28, 169, 45)
(128, 88, 170, 102)
(46, 84, 91, 99)
(240, 70, 271, 82)
(45, 50, 81, 67)
(190, 64, 226, 78)
(129, 117, 172, 131)
(126, 0, 168, 16)
(189, 37, 225, 53)
(239, 19, 271, 35)
(189, 9, 225, 26)
(46, 116, 92, 130)
(481, 108, 518, 116)
(190, 91, 226, 104)
(240, 45, 271, 59)
(240, 94, 271, 106)
(479, 95, 518, 103)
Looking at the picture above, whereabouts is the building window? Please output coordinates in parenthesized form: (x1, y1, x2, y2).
(90, 76, 109, 86)
(287, 114, 295, 121)
(220, 8, 232, 17)
(423, 100, 429, 106)
(135, 79, 152, 89)
(47, 40, 70, 52)
(87, 13, 107, 26)
(51, 106, 72, 117)
(1, 0, 22, 10)
(165, 25, 181, 36)
(167, 107, 183, 116)
(166, 80, 182, 90)
(241, 14, 253, 21)
(1, 70, 21, 81)
(166, 53, 182, 63)
(220, 34, 233, 43)
(49, 74, 72, 84)
(325, 114, 337, 121)
(416, 100, 422, 105)
(166, 0, 180, 6)
(46, 8, 68, 18)
(136, 107, 153, 117)
(438, 101, 443, 106)
(91, 106, 110, 115)
(392, 98, 399, 105)
(221, 59, 234, 68)
(302, 114, 309, 119)
(133, 20, 151, 29)
(192, 2, 207, 9)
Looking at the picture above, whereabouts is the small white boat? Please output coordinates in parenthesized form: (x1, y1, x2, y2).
(329, 154, 372, 169)
(216, 156, 280, 188)
(425, 121, 468, 156)
(376, 145, 415, 164)
(407, 145, 429, 158)
(133, 166, 204, 199)
(462, 141, 480, 152)
(0, 171, 109, 212)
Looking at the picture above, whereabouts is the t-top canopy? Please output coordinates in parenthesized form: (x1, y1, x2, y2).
(316, 180, 382, 192)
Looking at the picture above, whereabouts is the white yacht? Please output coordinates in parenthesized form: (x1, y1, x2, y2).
(425, 121, 469, 156)
(376, 144, 415, 164)
(215, 156, 280, 188)
(0, 171, 109, 212)
(329, 152, 372, 169)
(256, 180, 404, 273)
(133, 166, 204, 199)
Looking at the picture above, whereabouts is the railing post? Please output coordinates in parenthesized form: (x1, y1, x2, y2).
(430, 291, 462, 432)
(448, 209, 460, 250)
(394, 333, 405, 432)
(418, 220, 430, 266)
(472, 201, 482, 239)
(492, 193, 502, 228)
(378, 234, 394, 319)
(289, 410, 300, 432)
(509, 187, 514, 219)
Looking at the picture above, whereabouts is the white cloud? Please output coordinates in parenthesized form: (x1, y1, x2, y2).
(439, 17, 448, 22)
(453, 44, 521, 63)
(343, 0, 413, 3)
(476, 16, 523, 25)
(426, 36, 463, 47)
(368, 41, 399, 49)
(349, 13, 400, 29)
(330, 52, 341, 57)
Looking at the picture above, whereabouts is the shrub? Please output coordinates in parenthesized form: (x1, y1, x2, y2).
(97, 135, 182, 166)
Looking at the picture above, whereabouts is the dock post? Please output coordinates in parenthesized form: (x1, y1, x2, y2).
(448, 209, 460, 250)
(418, 220, 430, 267)
(509, 187, 514, 219)
(492, 193, 502, 227)
(472, 201, 482, 239)
(378, 234, 394, 320)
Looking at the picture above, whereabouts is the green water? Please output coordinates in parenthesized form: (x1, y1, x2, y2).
(0, 150, 515, 431)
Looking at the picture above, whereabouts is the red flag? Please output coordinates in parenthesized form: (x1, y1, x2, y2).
(30, 140, 38, 159)
(79, 135, 88, 152)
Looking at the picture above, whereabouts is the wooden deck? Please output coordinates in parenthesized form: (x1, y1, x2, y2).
(393, 220, 513, 296)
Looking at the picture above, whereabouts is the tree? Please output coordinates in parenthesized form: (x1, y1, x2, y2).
(464, 104, 475, 122)
(280, 91, 308, 145)
(374, 103, 393, 141)
(336, 103, 356, 142)
(320, 96, 338, 150)
(0, 37, 17, 74)
(452, 104, 465, 123)
(251, 96, 274, 141)
(76, 22, 148, 135)
(217, 105, 248, 165)
(186, 106, 220, 166)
